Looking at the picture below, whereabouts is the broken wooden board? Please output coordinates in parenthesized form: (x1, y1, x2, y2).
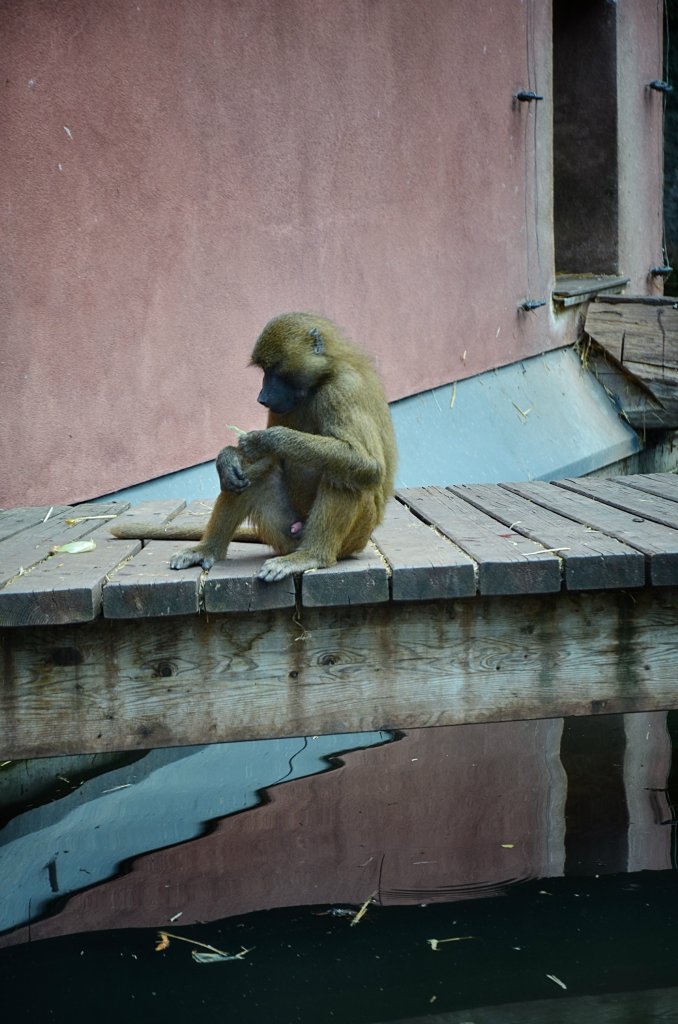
(585, 299, 678, 426)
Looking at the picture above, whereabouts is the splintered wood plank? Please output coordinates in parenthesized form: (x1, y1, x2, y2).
(555, 477, 678, 530)
(204, 542, 296, 612)
(449, 483, 644, 591)
(0, 538, 141, 626)
(2, 587, 676, 756)
(103, 541, 202, 618)
(614, 473, 678, 504)
(585, 301, 678, 424)
(0, 502, 129, 588)
(301, 544, 390, 607)
(399, 487, 560, 595)
(503, 481, 678, 586)
(371, 499, 476, 600)
(586, 301, 678, 369)
(0, 506, 70, 543)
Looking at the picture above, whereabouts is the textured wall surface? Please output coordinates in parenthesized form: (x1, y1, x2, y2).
(0, 0, 661, 505)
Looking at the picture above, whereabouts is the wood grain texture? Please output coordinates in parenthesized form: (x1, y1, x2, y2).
(555, 477, 678, 530)
(0, 538, 141, 625)
(0, 506, 70, 543)
(503, 481, 678, 586)
(102, 541, 202, 618)
(586, 301, 678, 368)
(204, 542, 296, 612)
(372, 499, 476, 600)
(400, 487, 561, 595)
(0, 502, 129, 588)
(300, 543, 390, 607)
(614, 473, 678, 504)
(449, 483, 644, 590)
(1, 587, 675, 757)
(585, 301, 678, 424)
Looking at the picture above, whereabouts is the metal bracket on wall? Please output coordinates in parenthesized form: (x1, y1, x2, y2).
(514, 90, 543, 102)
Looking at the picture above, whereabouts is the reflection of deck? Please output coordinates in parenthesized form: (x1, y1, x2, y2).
(1, 473, 678, 758)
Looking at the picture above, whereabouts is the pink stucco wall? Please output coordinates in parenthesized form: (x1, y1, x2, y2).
(0, 0, 662, 505)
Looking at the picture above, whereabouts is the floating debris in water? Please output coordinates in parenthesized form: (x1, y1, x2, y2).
(350, 892, 377, 927)
(154, 930, 253, 964)
(427, 936, 476, 951)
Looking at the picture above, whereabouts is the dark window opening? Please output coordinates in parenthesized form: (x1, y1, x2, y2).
(553, 0, 619, 275)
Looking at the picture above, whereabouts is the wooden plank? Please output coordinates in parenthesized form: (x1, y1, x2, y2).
(601, 295, 678, 306)
(1, 587, 676, 757)
(0, 506, 70, 543)
(624, 366, 678, 423)
(503, 481, 678, 586)
(0, 537, 141, 626)
(301, 543, 390, 607)
(0, 502, 129, 589)
(586, 301, 678, 369)
(107, 499, 187, 532)
(614, 472, 678, 504)
(162, 498, 214, 533)
(584, 347, 667, 429)
(399, 487, 561, 595)
(102, 541, 202, 619)
(552, 275, 629, 306)
(203, 542, 296, 612)
(448, 483, 644, 591)
(555, 477, 678, 530)
(372, 499, 476, 601)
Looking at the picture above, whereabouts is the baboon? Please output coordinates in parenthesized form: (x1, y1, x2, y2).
(111, 313, 396, 581)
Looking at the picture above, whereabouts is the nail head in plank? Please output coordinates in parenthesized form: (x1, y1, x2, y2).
(204, 542, 296, 612)
(0, 538, 141, 626)
(448, 483, 644, 590)
(301, 544, 390, 607)
(103, 541, 202, 618)
(503, 481, 678, 586)
(372, 499, 476, 600)
(399, 486, 561, 595)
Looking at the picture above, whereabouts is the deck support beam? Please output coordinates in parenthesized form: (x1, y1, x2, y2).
(1, 585, 676, 759)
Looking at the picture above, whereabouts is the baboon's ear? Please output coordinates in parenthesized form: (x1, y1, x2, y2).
(309, 326, 324, 355)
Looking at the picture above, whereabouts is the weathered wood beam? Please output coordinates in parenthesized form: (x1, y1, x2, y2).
(1, 586, 675, 759)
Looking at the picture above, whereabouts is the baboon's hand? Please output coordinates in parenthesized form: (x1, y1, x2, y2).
(216, 446, 250, 493)
(238, 428, 281, 460)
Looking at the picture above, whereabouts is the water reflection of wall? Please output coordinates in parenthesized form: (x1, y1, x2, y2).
(2, 712, 672, 949)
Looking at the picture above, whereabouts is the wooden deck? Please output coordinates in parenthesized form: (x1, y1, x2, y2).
(1, 472, 677, 758)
